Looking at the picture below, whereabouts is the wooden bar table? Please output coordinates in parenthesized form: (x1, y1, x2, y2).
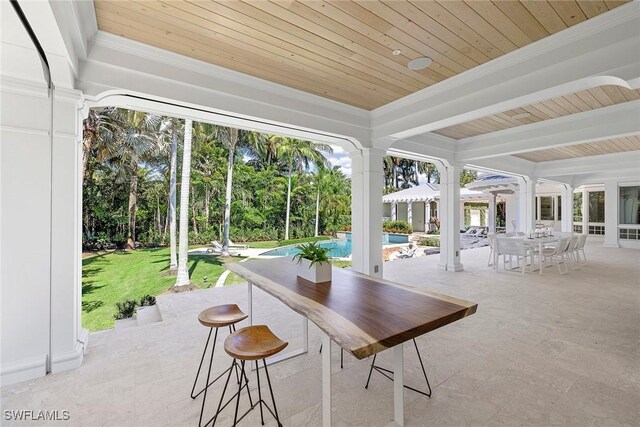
(227, 257, 477, 426)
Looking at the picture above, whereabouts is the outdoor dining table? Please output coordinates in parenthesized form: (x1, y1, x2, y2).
(226, 257, 477, 426)
(495, 234, 560, 275)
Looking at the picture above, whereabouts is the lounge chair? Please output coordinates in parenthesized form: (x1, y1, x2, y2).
(207, 241, 240, 256)
(228, 239, 248, 250)
(396, 246, 417, 259)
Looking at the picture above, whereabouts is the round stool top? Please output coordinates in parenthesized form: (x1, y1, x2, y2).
(198, 304, 247, 328)
(224, 325, 288, 361)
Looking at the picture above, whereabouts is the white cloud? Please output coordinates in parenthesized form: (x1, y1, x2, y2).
(326, 145, 351, 177)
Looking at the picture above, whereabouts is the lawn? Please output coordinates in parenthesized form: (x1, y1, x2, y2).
(82, 247, 242, 331)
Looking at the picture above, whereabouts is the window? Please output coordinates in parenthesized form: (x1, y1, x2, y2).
(540, 196, 554, 220)
(619, 186, 640, 225)
(574, 192, 583, 222)
(588, 191, 605, 223)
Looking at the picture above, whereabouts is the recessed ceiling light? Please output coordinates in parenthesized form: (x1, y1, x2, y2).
(392, 49, 402, 56)
(512, 112, 532, 119)
(408, 57, 432, 71)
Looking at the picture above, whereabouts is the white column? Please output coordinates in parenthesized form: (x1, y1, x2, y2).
(425, 201, 431, 231)
(505, 195, 517, 233)
(437, 163, 463, 272)
(561, 185, 574, 233)
(517, 176, 536, 233)
(603, 180, 619, 247)
(350, 148, 385, 277)
(391, 202, 397, 221)
(0, 81, 86, 385)
(407, 201, 413, 226)
(51, 90, 87, 374)
(488, 193, 497, 234)
(460, 201, 465, 229)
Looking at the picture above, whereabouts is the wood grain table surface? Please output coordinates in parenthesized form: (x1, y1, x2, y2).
(227, 257, 477, 359)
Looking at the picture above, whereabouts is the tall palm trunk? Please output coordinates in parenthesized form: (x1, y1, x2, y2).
(126, 158, 139, 250)
(175, 119, 193, 287)
(168, 119, 178, 271)
(285, 168, 292, 240)
(315, 185, 320, 237)
(222, 128, 238, 256)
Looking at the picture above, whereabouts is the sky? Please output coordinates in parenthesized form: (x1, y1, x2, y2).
(325, 145, 351, 177)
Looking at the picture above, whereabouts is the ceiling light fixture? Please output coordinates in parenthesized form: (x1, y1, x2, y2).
(392, 49, 402, 56)
(511, 112, 532, 119)
(408, 57, 432, 71)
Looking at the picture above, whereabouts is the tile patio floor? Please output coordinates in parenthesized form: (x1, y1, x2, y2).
(2, 242, 639, 426)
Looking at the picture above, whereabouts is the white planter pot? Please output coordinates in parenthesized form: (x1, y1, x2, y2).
(296, 258, 332, 283)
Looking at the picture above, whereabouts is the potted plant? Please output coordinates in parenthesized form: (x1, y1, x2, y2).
(292, 242, 332, 283)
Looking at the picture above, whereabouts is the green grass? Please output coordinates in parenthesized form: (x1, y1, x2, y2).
(331, 260, 352, 268)
(246, 240, 279, 249)
(82, 247, 241, 331)
(276, 236, 331, 246)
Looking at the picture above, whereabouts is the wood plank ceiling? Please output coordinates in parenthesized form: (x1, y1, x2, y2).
(433, 85, 640, 139)
(514, 135, 640, 162)
(93, 0, 629, 110)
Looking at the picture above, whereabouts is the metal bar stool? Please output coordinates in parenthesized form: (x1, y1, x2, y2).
(214, 325, 288, 427)
(364, 338, 432, 397)
(191, 304, 250, 427)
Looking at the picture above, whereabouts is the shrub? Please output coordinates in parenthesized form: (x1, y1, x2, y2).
(427, 229, 440, 235)
(139, 295, 156, 306)
(383, 220, 412, 234)
(114, 299, 138, 320)
(418, 237, 440, 247)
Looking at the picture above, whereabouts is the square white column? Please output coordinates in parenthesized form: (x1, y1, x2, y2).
(407, 201, 413, 226)
(350, 148, 385, 277)
(425, 201, 431, 231)
(603, 181, 619, 247)
(488, 193, 497, 234)
(517, 176, 536, 232)
(391, 202, 397, 221)
(437, 163, 463, 272)
(561, 185, 574, 233)
(460, 201, 465, 229)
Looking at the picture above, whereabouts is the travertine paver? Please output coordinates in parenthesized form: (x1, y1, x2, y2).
(1, 242, 638, 426)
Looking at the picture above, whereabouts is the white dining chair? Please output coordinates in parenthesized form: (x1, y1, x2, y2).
(566, 235, 579, 264)
(495, 238, 533, 275)
(575, 234, 588, 263)
(541, 236, 571, 274)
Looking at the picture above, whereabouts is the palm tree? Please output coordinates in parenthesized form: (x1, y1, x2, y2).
(94, 108, 163, 250)
(217, 127, 266, 255)
(167, 118, 179, 271)
(175, 119, 193, 287)
(276, 138, 332, 240)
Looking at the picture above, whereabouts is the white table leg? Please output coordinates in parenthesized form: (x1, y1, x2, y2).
(248, 282, 308, 369)
(322, 332, 332, 427)
(393, 344, 404, 426)
(247, 282, 253, 324)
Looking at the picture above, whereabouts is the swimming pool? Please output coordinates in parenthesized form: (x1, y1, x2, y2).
(260, 240, 353, 258)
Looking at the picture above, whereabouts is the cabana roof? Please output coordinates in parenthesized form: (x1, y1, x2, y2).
(382, 183, 488, 204)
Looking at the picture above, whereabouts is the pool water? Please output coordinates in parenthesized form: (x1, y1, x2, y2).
(261, 240, 353, 258)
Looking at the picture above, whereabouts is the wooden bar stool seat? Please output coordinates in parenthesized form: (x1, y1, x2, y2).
(198, 304, 248, 328)
(224, 325, 288, 360)
(192, 304, 250, 427)
(213, 325, 288, 426)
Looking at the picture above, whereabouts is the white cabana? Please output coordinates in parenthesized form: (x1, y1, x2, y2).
(382, 183, 496, 232)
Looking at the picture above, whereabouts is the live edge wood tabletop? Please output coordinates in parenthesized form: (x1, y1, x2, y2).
(226, 257, 477, 359)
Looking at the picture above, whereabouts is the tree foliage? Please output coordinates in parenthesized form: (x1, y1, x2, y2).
(82, 108, 351, 249)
